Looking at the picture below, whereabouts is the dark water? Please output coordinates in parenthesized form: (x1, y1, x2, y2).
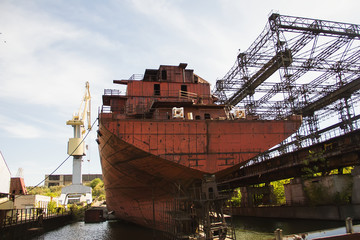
(33, 217, 350, 240)
(33, 221, 153, 240)
(232, 216, 350, 240)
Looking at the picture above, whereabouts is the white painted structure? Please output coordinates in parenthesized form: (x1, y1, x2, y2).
(14, 195, 58, 211)
(59, 184, 92, 205)
(0, 151, 11, 194)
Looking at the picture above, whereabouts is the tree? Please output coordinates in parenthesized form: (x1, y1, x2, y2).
(89, 178, 102, 189)
(230, 188, 241, 206)
(302, 150, 329, 179)
(27, 186, 62, 197)
(270, 178, 292, 205)
(86, 178, 105, 200)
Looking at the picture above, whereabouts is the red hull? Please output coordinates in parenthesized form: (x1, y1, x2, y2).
(98, 117, 301, 231)
(98, 121, 204, 232)
(97, 63, 302, 236)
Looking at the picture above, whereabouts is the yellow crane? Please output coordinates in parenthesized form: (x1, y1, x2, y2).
(66, 81, 91, 156)
(66, 81, 91, 131)
(59, 81, 92, 205)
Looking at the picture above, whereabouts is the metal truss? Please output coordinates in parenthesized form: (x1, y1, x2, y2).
(213, 13, 360, 159)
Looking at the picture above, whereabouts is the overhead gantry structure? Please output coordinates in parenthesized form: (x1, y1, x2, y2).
(213, 13, 360, 158)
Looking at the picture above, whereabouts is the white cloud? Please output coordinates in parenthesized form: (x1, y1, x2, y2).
(126, 0, 245, 82)
(0, 115, 43, 139)
(0, 1, 119, 112)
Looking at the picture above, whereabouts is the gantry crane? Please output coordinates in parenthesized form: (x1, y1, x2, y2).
(59, 82, 92, 205)
(213, 13, 360, 159)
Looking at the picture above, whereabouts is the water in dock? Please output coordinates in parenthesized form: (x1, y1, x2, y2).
(30, 216, 353, 240)
(232, 216, 351, 239)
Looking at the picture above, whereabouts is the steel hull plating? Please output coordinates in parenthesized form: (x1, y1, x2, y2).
(98, 117, 301, 232)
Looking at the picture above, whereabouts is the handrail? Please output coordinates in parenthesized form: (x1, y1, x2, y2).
(179, 90, 198, 100)
(104, 89, 123, 96)
(0, 207, 70, 228)
(128, 74, 143, 80)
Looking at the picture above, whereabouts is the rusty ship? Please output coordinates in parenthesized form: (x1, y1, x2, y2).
(97, 63, 301, 239)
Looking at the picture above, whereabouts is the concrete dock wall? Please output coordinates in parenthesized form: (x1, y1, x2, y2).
(230, 204, 360, 221)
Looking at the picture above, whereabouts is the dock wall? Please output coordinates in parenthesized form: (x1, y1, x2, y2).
(0, 214, 73, 240)
(229, 204, 360, 221)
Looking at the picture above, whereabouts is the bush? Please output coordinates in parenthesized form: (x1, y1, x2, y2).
(27, 186, 62, 197)
(87, 178, 106, 200)
(270, 178, 291, 205)
(230, 188, 241, 206)
(47, 200, 58, 213)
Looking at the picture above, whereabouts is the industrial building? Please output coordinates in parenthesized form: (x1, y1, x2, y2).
(13, 195, 58, 211)
(44, 174, 102, 187)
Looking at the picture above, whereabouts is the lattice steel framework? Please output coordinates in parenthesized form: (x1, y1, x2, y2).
(213, 13, 360, 159)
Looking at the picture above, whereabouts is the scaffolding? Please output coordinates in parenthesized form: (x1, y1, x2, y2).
(163, 176, 236, 240)
(213, 13, 360, 161)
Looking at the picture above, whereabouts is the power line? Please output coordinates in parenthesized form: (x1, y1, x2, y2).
(0, 118, 99, 206)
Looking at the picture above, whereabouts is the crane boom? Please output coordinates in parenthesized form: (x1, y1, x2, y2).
(66, 81, 91, 131)
(66, 81, 91, 156)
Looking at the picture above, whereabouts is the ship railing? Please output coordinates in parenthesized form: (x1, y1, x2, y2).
(104, 89, 213, 102)
(100, 105, 127, 114)
(151, 89, 211, 101)
(179, 90, 198, 100)
(100, 104, 164, 118)
(100, 94, 218, 118)
(101, 105, 112, 113)
(104, 89, 124, 96)
(0, 207, 70, 228)
(128, 74, 144, 80)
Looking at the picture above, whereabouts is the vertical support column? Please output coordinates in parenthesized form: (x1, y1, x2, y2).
(240, 187, 252, 207)
(274, 228, 283, 240)
(351, 166, 360, 204)
(72, 125, 83, 185)
(72, 156, 82, 185)
(346, 217, 353, 234)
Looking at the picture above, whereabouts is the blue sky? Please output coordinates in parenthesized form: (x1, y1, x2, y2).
(0, 0, 359, 186)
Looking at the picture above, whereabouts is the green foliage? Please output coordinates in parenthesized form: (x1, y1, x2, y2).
(270, 178, 292, 205)
(86, 178, 106, 200)
(47, 200, 58, 213)
(304, 177, 353, 205)
(304, 183, 329, 205)
(27, 178, 106, 204)
(342, 166, 354, 174)
(302, 150, 329, 179)
(89, 178, 102, 189)
(230, 188, 241, 206)
(27, 186, 62, 197)
(68, 204, 86, 221)
(229, 180, 292, 207)
(330, 166, 354, 175)
(98, 194, 106, 201)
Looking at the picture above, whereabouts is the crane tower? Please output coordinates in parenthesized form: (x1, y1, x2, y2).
(59, 82, 92, 205)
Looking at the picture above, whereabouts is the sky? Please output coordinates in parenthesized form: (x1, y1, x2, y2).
(0, 0, 359, 186)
